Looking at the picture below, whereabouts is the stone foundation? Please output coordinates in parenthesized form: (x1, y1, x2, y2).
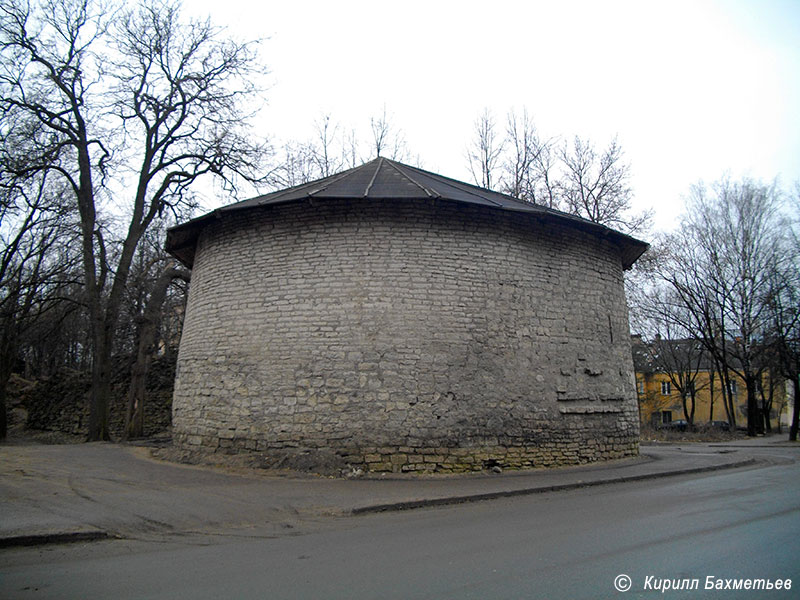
(173, 432, 639, 474)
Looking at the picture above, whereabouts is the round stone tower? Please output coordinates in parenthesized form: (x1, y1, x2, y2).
(166, 158, 647, 472)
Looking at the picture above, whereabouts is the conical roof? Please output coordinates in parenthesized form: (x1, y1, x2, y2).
(228, 156, 538, 208)
(166, 157, 648, 268)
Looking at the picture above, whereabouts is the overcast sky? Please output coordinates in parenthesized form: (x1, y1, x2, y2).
(189, 0, 800, 232)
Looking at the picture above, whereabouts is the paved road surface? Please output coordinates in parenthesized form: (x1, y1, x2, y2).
(2, 446, 798, 599)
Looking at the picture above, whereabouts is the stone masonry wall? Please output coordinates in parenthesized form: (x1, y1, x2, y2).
(172, 199, 640, 472)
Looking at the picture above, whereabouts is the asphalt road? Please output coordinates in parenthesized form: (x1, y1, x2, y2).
(2, 447, 799, 599)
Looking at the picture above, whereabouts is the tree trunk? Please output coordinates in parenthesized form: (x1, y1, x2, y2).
(760, 379, 773, 434)
(0, 369, 9, 441)
(789, 377, 799, 442)
(746, 376, 760, 437)
(87, 343, 112, 441)
(87, 308, 113, 442)
(681, 391, 695, 427)
(124, 267, 189, 440)
(717, 364, 736, 428)
(0, 342, 12, 441)
(708, 370, 715, 423)
(124, 348, 148, 440)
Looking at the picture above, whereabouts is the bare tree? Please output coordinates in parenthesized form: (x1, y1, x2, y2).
(559, 136, 651, 234)
(123, 260, 189, 439)
(0, 174, 78, 439)
(469, 109, 647, 228)
(342, 127, 361, 169)
(653, 230, 737, 427)
(267, 115, 351, 188)
(770, 280, 800, 439)
(369, 105, 407, 161)
(0, 0, 268, 440)
(268, 141, 317, 188)
(501, 109, 535, 200)
(467, 108, 504, 190)
(500, 109, 565, 208)
(765, 184, 800, 439)
(638, 287, 708, 427)
(528, 134, 560, 209)
(657, 178, 789, 435)
(310, 114, 343, 178)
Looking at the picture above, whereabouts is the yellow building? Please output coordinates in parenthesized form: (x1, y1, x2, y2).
(632, 336, 793, 430)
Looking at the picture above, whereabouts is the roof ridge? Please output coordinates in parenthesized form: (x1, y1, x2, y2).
(305, 165, 362, 198)
(363, 157, 384, 197)
(385, 160, 440, 199)
(400, 162, 506, 207)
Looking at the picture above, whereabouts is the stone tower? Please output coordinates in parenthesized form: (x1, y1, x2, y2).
(166, 158, 648, 472)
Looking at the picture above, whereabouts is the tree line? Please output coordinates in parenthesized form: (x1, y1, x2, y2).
(1, 0, 267, 440)
(465, 107, 651, 236)
(629, 179, 799, 439)
(1, 0, 797, 442)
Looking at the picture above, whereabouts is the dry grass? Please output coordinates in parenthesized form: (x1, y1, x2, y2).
(639, 423, 749, 443)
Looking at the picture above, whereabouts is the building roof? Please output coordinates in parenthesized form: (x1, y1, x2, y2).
(631, 335, 723, 374)
(166, 157, 649, 269)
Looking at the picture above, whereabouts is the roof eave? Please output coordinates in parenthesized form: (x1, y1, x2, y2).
(165, 158, 649, 270)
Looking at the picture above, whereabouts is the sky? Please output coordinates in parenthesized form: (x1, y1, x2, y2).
(188, 0, 800, 233)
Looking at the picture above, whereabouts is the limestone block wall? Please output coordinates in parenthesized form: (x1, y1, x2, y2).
(172, 199, 640, 472)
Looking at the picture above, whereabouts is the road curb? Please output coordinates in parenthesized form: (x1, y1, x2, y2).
(351, 458, 757, 515)
(0, 454, 759, 548)
(0, 530, 113, 549)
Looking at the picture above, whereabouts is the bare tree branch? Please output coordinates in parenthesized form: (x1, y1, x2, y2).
(1, 0, 269, 440)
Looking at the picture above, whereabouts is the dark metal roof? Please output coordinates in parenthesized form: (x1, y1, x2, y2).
(632, 336, 726, 374)
(166, 157, 649, 268)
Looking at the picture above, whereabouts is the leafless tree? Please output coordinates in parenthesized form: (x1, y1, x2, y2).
(501, 109, 535, 200)
(0, 174, 79, 439)
(637, 286, 709, 427)
(0, 0, 269, 440)
(469, 109, 648, 230)
(655, 227, 739, 427)
(657, 177, 789, 435)
(310, 114, 343, 178)
(467, 108, 504, 190)
(559, 136, 651, 234)
(369, 105, 407, 161)
(764, 184, 800, 439)
(342, 127, 362, 169)
(268, 141, 317, 188)
(500, 108, 559, 204)
(123, 259, 189, 439)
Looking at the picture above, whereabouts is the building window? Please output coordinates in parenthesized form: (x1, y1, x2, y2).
(651, 410, 673, 427)
(637, 380, 644, 395)
(661, 381, 671, 395)
(728, 381, 738, 396)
